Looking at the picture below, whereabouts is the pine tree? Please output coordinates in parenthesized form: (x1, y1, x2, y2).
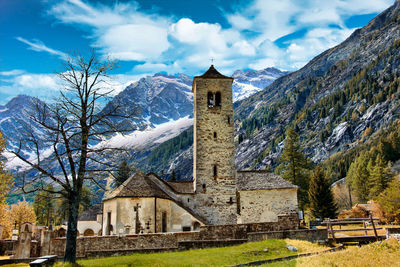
(276, 127, 311, 210)
(33, 185, 55, 226)
(308, 167, 337, 219)
(170, 169, 177, 181)
(377, 177, 400, 224)
(368, 153, 393, 198)
(346, 151, 371, 202)
(115, 161, 132, 187)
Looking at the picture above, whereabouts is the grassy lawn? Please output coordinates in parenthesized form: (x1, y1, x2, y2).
(296, 238, 400, 267)
(50, 239, 326, 267)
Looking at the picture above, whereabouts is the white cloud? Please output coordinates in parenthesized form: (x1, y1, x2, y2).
(99, 24, 169, 61)
(16, 37, 67, 60)
(0, 70, 25, 76)
(46, 0, 393, 76)
(49, 0, 171, 62)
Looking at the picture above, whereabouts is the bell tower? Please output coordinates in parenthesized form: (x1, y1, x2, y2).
(192, 65, 236, 225)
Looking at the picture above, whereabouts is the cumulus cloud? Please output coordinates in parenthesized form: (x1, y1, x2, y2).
(46, 0, 393, 75)
(16, 37, 67, 60)
(48, 0, 170, 62)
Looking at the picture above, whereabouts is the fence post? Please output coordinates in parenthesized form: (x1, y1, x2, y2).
(363, 221, 368, 236)
(328, 218, 336, 242)
(370, 214, 378, 240)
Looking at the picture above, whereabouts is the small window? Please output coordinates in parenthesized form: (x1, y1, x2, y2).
(182, 226, 191, 232)
(213, 132, 217, 140)
(213, 165, 217, 177)
(202, 184, 206, 189)
(207, 92, 214, 107)
(227, 115, 230, 124)
(229, 197, 233, 203)
(187, 198, 190, 203)
(215, 92, 221, 106)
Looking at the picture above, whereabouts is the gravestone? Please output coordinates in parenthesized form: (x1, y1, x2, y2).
(40, 229, 52, 256)
(14, 222, 33, 258)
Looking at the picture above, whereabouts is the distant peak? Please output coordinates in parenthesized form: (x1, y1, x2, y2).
(5, 94, 42, 109)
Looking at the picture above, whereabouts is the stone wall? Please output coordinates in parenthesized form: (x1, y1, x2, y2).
(0, 240, 17, 256)
(248, 229, 328, 243)
(386, 227, 400, 241)
(50, 231, 200, 257)
(198, 213, 298, 240)
(49, 213, 298, 257)
(238, 188, 298, 224)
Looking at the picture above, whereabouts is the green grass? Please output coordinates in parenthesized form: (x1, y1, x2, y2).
(54, 239, 325, 267)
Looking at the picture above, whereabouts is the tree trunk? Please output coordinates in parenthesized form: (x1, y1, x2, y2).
(64, 192, 80, 263)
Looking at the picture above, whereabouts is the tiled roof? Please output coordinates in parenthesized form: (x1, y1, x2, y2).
(103, 173, 171, 201)
(237, 170, 298, 191)
(166, 181, 195, 194)
(195, 65, 232, 79)
(78, 203, 102, 221)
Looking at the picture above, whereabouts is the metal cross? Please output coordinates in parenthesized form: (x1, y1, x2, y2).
(210, 58, 214, 65)
(134, 203, 141, 211)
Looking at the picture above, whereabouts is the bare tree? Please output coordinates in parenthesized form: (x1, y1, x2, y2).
(10, 51, 126, 263)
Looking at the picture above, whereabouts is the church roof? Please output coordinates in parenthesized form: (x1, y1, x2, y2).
(236, 170, 298, 191)
(78, 203, 102, 221)
(103, 173, 172, 201)
(194, 65, 232, 79)
(166, 181, 195, 194)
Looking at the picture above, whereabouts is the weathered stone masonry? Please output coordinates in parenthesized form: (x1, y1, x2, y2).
(191, 67, 237, 225)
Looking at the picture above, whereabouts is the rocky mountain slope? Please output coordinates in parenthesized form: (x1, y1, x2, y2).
(234, 1, 400, 172)
(143, 1, 400, 181)
(1, 67, 286, 176)
(0, 95, 50, 170)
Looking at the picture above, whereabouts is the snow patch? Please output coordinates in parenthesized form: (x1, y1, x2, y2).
(96, 116, 193, 150)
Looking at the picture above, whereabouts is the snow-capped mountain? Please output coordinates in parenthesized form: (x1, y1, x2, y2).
(232, 68, 290, 102)
(102, 73, 194, 130)
(0, 95, 46, 152)
(1, 66, 287, 173)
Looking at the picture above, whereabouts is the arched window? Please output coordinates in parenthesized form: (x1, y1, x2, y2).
(213, 165, 217, 177)
(215, 92, 221, 106)
(207, 92, 222, 108)
(213, 132, 217, 140)
(207, 92, 214, 107)
(84, 229, 94, 236)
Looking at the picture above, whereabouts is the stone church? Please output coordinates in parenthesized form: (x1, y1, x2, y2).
(95, 65, 298, 236)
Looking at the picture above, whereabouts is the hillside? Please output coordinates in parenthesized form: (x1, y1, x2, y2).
(145, 1, 400, 181)
(235, 1, 400, 171)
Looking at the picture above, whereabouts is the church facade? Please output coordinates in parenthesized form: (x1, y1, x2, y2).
(99, 65, 298, 236)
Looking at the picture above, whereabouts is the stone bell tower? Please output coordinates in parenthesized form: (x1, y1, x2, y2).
(192, 65, 237, 225)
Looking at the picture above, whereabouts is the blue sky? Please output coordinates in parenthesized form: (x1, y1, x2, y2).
(0, 0, 395, 104)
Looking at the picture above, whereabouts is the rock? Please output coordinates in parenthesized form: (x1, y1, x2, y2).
(286, 244, 298, 252)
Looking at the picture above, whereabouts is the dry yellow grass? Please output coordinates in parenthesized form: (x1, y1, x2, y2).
(285, 239, 329, 253)
(297, 238, 400, 267)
